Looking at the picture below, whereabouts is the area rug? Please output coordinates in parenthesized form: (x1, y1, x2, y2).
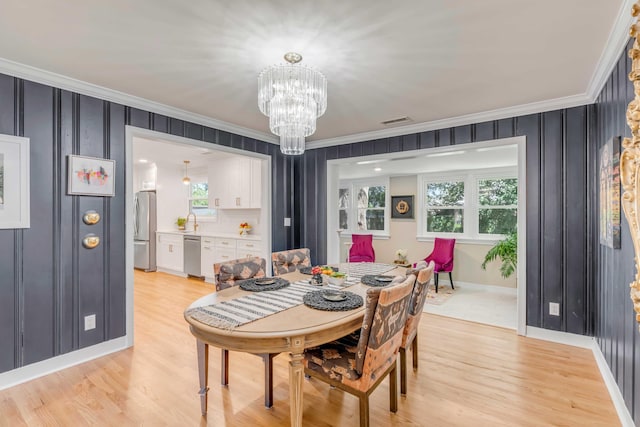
(425, 283, 455, 305)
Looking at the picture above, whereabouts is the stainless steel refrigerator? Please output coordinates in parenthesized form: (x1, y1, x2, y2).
(134, 190, 157, 272)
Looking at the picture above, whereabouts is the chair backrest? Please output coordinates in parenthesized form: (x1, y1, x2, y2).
(271, 248, 312, 276)
(214, 256, 266, 291)
(354, 275, 415, 382)
(402, 261, 435, 348)
(427, 238, 456, 271)
(349, 234, 375, 263)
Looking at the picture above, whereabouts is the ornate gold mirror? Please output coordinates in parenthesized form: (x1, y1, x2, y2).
(622, 2, 640, 325)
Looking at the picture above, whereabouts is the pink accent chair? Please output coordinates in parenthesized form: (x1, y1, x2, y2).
(349, 234, 375, 262)
(420, 238, 455, 293)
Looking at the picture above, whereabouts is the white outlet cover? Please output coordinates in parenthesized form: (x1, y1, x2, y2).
(549, 303, 560, 316)
(84, 314, 96, 331)
(284, 217, 291, 227)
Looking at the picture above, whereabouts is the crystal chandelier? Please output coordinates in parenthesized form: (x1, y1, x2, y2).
(258, 52, 327, 155)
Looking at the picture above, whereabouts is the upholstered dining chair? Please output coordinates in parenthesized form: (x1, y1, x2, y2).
(271, 248, 312, 276)
(420, 237, 455, 293)
(303, 274, 415, 427)
(349, 234, 375, 262)
(214, 255, 266, 291)
(400, 261, 434, 395)
(212, 256, 277, 407)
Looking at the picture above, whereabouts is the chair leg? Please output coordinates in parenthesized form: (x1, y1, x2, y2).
(449, 272, 454, 289)
(221, 349, 229, 386)
(412, 335, 419, 371)
(399, 347, 407, 395)
(389, 362, 398, 413)
(261, 353, 274, 408)
(359, 395, 370, 427)
(434, 273, 439, 293)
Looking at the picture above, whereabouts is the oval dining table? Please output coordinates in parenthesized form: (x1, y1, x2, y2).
(184, 266, 403, 427)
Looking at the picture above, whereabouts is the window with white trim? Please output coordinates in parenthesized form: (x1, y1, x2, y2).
(418, 168, 517, 239)
(338, 178, 389, 236)
(189, 175, 217, 220)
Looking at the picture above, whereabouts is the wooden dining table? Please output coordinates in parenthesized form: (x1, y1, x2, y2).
(184, 265, 404, 427)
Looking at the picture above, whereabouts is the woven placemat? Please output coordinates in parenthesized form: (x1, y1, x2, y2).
(360, 274, 396, 287)
(303, 290, 363, 311)
(238, 277, 290, 292)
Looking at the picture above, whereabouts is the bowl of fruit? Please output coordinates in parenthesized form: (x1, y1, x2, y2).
(328, 271, 347, 286)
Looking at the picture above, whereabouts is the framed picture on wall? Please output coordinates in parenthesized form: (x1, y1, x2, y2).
(391, 195, 414, 219)
(599, 136, 621, 249)
(67, 155, 116, 197)
(0, 134, 30, 229)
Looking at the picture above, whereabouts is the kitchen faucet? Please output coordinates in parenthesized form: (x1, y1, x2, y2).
(186, 212, 198, 232)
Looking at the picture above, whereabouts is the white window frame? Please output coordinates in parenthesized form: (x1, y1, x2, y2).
(417, 167, 517, 241)
(339, 177, 390, 237)
(188, 172, 217, 222)
(475, 172, 518, 240)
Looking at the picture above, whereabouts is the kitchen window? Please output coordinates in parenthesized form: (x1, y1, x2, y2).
(189, 175, 217, 220)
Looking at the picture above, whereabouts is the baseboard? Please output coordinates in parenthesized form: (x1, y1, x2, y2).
(525, 327, 633, 426)
(156, 267, 188, 277)
(525, 326, 593, 348)
(591, 341, 635, 427)
(0, 336, 130, 391)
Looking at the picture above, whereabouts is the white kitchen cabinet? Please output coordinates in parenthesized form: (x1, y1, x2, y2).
(237, 239, 261, 259)
(208, 158, 261, 209)
(156, 232, 184, 273)
(201, 236, 216, 278)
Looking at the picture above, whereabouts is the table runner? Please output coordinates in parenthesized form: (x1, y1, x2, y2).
(186, 265, 397, 330)
(186, 280, 348, 329)
(337, 263, 398, 279)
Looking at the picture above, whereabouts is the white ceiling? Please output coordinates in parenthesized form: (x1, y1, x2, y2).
(132, 137, 239, 170)
(0, 0, 629, 148)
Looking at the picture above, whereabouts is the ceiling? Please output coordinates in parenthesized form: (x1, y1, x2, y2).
(0, 1, 629, 148)
(132, 137, 240, 170)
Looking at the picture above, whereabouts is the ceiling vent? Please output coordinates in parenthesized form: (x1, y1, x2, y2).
(390, 155, 418, 161)
(381, 116, 412, 126)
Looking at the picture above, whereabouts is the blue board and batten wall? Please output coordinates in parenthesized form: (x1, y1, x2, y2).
(0, 38, 638, 422)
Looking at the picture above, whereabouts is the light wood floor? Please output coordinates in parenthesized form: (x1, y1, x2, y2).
(0, 271, 620, 426)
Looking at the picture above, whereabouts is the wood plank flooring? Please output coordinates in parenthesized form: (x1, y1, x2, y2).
(0, 271, 620, 426)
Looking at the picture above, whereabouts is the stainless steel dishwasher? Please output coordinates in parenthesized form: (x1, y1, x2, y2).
(183, 235, 203, 277)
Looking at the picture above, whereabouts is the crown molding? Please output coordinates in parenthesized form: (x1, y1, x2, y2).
(0, 57, 279, 145)
(306, 93, 591, 149)
(585, 0, 635, 101)
(0, 0, 632, 152)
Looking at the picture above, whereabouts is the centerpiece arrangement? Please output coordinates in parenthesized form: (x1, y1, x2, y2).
(239, 222, 252, 236)
(310, 266, 346, 286)
(394, 248, 408, 265)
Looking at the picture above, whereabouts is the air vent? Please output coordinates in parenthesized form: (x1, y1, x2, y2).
(390, 155, 417, 161)
(381, 116, 412, 126)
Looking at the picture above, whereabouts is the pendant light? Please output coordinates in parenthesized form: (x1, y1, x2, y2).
(182, 160, 191, 185)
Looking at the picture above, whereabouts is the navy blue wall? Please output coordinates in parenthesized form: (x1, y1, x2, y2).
(299, 107, 593, 335)
(0, 74, 297, 374)
(594, 39, 639, 423)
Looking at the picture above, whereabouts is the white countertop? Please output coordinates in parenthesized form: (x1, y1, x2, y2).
(156, 229, 261, 241)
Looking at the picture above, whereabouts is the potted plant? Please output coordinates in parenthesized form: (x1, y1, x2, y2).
(176, 217, 187, 230)
(481, 232, 517, 279)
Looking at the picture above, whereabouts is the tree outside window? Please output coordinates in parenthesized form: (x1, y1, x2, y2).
(190, 179, 217, 218)
(478, 178, 517, 235)
(338, 187, 349, 230)
(357, 185, 385, 230)
(426, 181, 464, 233)
(338, 179, 389, 235)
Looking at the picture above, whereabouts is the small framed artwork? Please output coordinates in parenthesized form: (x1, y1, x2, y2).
(391, 195, 414, 219)
(67, 155, 116, 197)
(599, 136, 621, 248)
(0, 134, 30, 229)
